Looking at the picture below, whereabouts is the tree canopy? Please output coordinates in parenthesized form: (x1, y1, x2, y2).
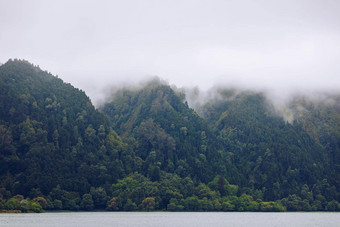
(0, 59, 339, 212)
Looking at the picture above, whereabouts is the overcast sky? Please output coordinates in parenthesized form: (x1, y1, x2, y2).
(1, 0, 340, 104)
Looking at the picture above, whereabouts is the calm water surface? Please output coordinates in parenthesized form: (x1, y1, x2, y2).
(1, 212, 339, 227)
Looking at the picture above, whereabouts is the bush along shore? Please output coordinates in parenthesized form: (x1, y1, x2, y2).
(1, 174, 340, 212)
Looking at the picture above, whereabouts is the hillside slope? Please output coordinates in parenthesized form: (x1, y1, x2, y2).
(0, 60, 339, 212)
(100, 80, 241, 183)
(200, 89, 339, 204)
(0, 59, 135, 210)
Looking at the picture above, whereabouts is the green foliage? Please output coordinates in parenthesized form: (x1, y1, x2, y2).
(202, 89, 340, 205)
(3, 194, 42, 212)
(53, 199, 63, 210)
(101, 81, 230, 183)
(80, 194, 94, 210)
(5, 198, 21, 210)
(29, 201, 42, 213)
(90, 187, 108, 209)
(0, 60, 339, 212)
(106, 197, 119, 211)
(33, 197, 47, 209)
(141, 197, 156, 211)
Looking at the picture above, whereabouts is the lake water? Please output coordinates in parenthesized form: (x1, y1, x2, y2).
(1, 212, 339, 227)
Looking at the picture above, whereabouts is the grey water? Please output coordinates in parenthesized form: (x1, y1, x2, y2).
(1, 212, 339, 227)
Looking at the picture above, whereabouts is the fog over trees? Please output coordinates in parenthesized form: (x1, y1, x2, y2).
(0, 60, 339, 212)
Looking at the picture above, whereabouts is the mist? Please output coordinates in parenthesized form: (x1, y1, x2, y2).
(1, 0, 340, 109)
(182, 83, 340, 123)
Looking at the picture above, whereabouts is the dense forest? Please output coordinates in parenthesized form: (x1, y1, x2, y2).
(0, 59, 339, 212)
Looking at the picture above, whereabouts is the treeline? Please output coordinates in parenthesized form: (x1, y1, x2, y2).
(0, 195, 43, 213)
(2, 174, 340, 212)
(0, 59, 339, 212)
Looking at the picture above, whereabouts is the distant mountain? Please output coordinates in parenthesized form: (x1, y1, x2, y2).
(0, 59, 136, 211)
(100, 79, 240, 183)
(200, 90, 339, 203)
(0, 60, 339, 212)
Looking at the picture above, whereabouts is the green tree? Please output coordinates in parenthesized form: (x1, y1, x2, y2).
(184, 196, 200, 211)
(107, 197, 120, 211)
(141, 197, 155, 211)
(29, 201, 42, 213)
(80, 194, 94, 210)
(124, 199, 137, 211)
(5, 198, 21, 210)
(33, 197, 47, 209)
(53, 200, 63, 210)
(217, 175, 227, 196)
(90, 187, 108, 209)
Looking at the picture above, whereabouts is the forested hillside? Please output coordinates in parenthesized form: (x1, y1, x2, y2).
(0, 60, 137, 212)
(0, 60, 339, 212)
(200, 90, 340, 206)
(101, 80, 241, 184)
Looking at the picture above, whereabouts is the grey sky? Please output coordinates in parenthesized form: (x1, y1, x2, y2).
(1, 0, 340, 104)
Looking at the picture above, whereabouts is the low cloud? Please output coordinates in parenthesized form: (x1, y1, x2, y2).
(1, 0, 340, 111)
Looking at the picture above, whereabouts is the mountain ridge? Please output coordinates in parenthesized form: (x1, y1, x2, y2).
(0, 59, 339, 212)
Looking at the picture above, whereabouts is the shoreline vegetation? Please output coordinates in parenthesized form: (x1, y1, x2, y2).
(0, 210, 21, 213)
(1, 177, 340, 213)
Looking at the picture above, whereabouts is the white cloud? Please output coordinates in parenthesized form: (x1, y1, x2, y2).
(1, 0, 340, 104)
